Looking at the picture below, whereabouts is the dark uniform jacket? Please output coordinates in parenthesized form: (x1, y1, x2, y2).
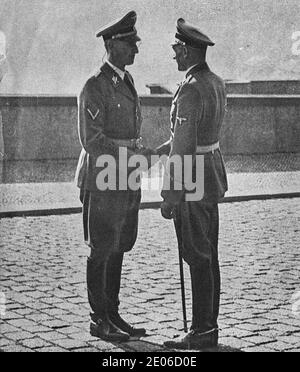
(75, 63, 142, 192)
(162, 62, 228, 204)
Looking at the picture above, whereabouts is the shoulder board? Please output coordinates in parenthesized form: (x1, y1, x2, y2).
(181, 75, 194, 87)
(186, 75, 194, 83)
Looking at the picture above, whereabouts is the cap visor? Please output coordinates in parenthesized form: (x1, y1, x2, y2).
(131, 34, 141, 42)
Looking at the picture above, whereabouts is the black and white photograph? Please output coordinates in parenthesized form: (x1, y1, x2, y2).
(0, 0, 299, 356)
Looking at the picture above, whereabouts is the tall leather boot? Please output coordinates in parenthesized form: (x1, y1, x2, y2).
(87, 256, 129, 342)
(106, 252, 146, 338)
(190, 263, 215, 335)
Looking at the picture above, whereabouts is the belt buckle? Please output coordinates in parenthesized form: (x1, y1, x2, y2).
(135, 137, 144, 150)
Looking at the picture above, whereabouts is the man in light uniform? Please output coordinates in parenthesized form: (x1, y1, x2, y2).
(159, 18, 228, 350)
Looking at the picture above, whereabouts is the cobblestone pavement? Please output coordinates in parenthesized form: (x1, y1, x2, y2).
(0, 198, 299, 352)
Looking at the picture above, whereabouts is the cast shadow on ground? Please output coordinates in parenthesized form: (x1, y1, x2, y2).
(112, 339, 243, 353)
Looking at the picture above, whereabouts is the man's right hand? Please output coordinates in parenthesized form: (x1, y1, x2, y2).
(135, 147, 157, 171)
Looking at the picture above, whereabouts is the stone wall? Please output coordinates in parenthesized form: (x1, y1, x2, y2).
(226, 80, 300, 95)
(0, 93, 299, 165)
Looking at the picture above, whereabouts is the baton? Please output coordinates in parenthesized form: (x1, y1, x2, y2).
(173, 213, 188, 333)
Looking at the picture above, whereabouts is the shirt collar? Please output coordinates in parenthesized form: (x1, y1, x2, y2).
(106, 60, 125, 80)
(186, 62, 209, 78)
(186, 64, 199, 77)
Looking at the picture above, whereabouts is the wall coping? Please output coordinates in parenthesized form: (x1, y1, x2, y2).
(225, 95, 300, 106)
(0, 95, 77, 107)
(1, 94, 300, 107)
(250, 80, 300, 83)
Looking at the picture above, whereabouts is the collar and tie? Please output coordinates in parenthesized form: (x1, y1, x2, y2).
(106, 60, 125, 80)
(124, 72, 136, 96)
(105, 61, 136, 97)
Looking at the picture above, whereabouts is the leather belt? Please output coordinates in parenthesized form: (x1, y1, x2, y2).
(196, 141, 220, 154)
(111, 137, 144, 150)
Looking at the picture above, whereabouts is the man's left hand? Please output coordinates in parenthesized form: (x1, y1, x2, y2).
(161, 201, 175, 220)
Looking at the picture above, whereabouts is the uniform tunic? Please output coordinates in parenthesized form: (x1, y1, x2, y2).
(75, 62, 142, 258)
(162, 62, 228, 332)
(162, 62, 228, 208)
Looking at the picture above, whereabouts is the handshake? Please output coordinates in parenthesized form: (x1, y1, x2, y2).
(134, 140, 171, 172)
(136, 139, 176, 220)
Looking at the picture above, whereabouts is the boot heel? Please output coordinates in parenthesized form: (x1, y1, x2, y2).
(90, 322, 98, 337)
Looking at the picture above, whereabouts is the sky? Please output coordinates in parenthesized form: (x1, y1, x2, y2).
(0, 0, 299, 95)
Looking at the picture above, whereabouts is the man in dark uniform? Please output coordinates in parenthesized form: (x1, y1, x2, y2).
(158, 18, 228, 350)
(75, 11, 153, 342)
